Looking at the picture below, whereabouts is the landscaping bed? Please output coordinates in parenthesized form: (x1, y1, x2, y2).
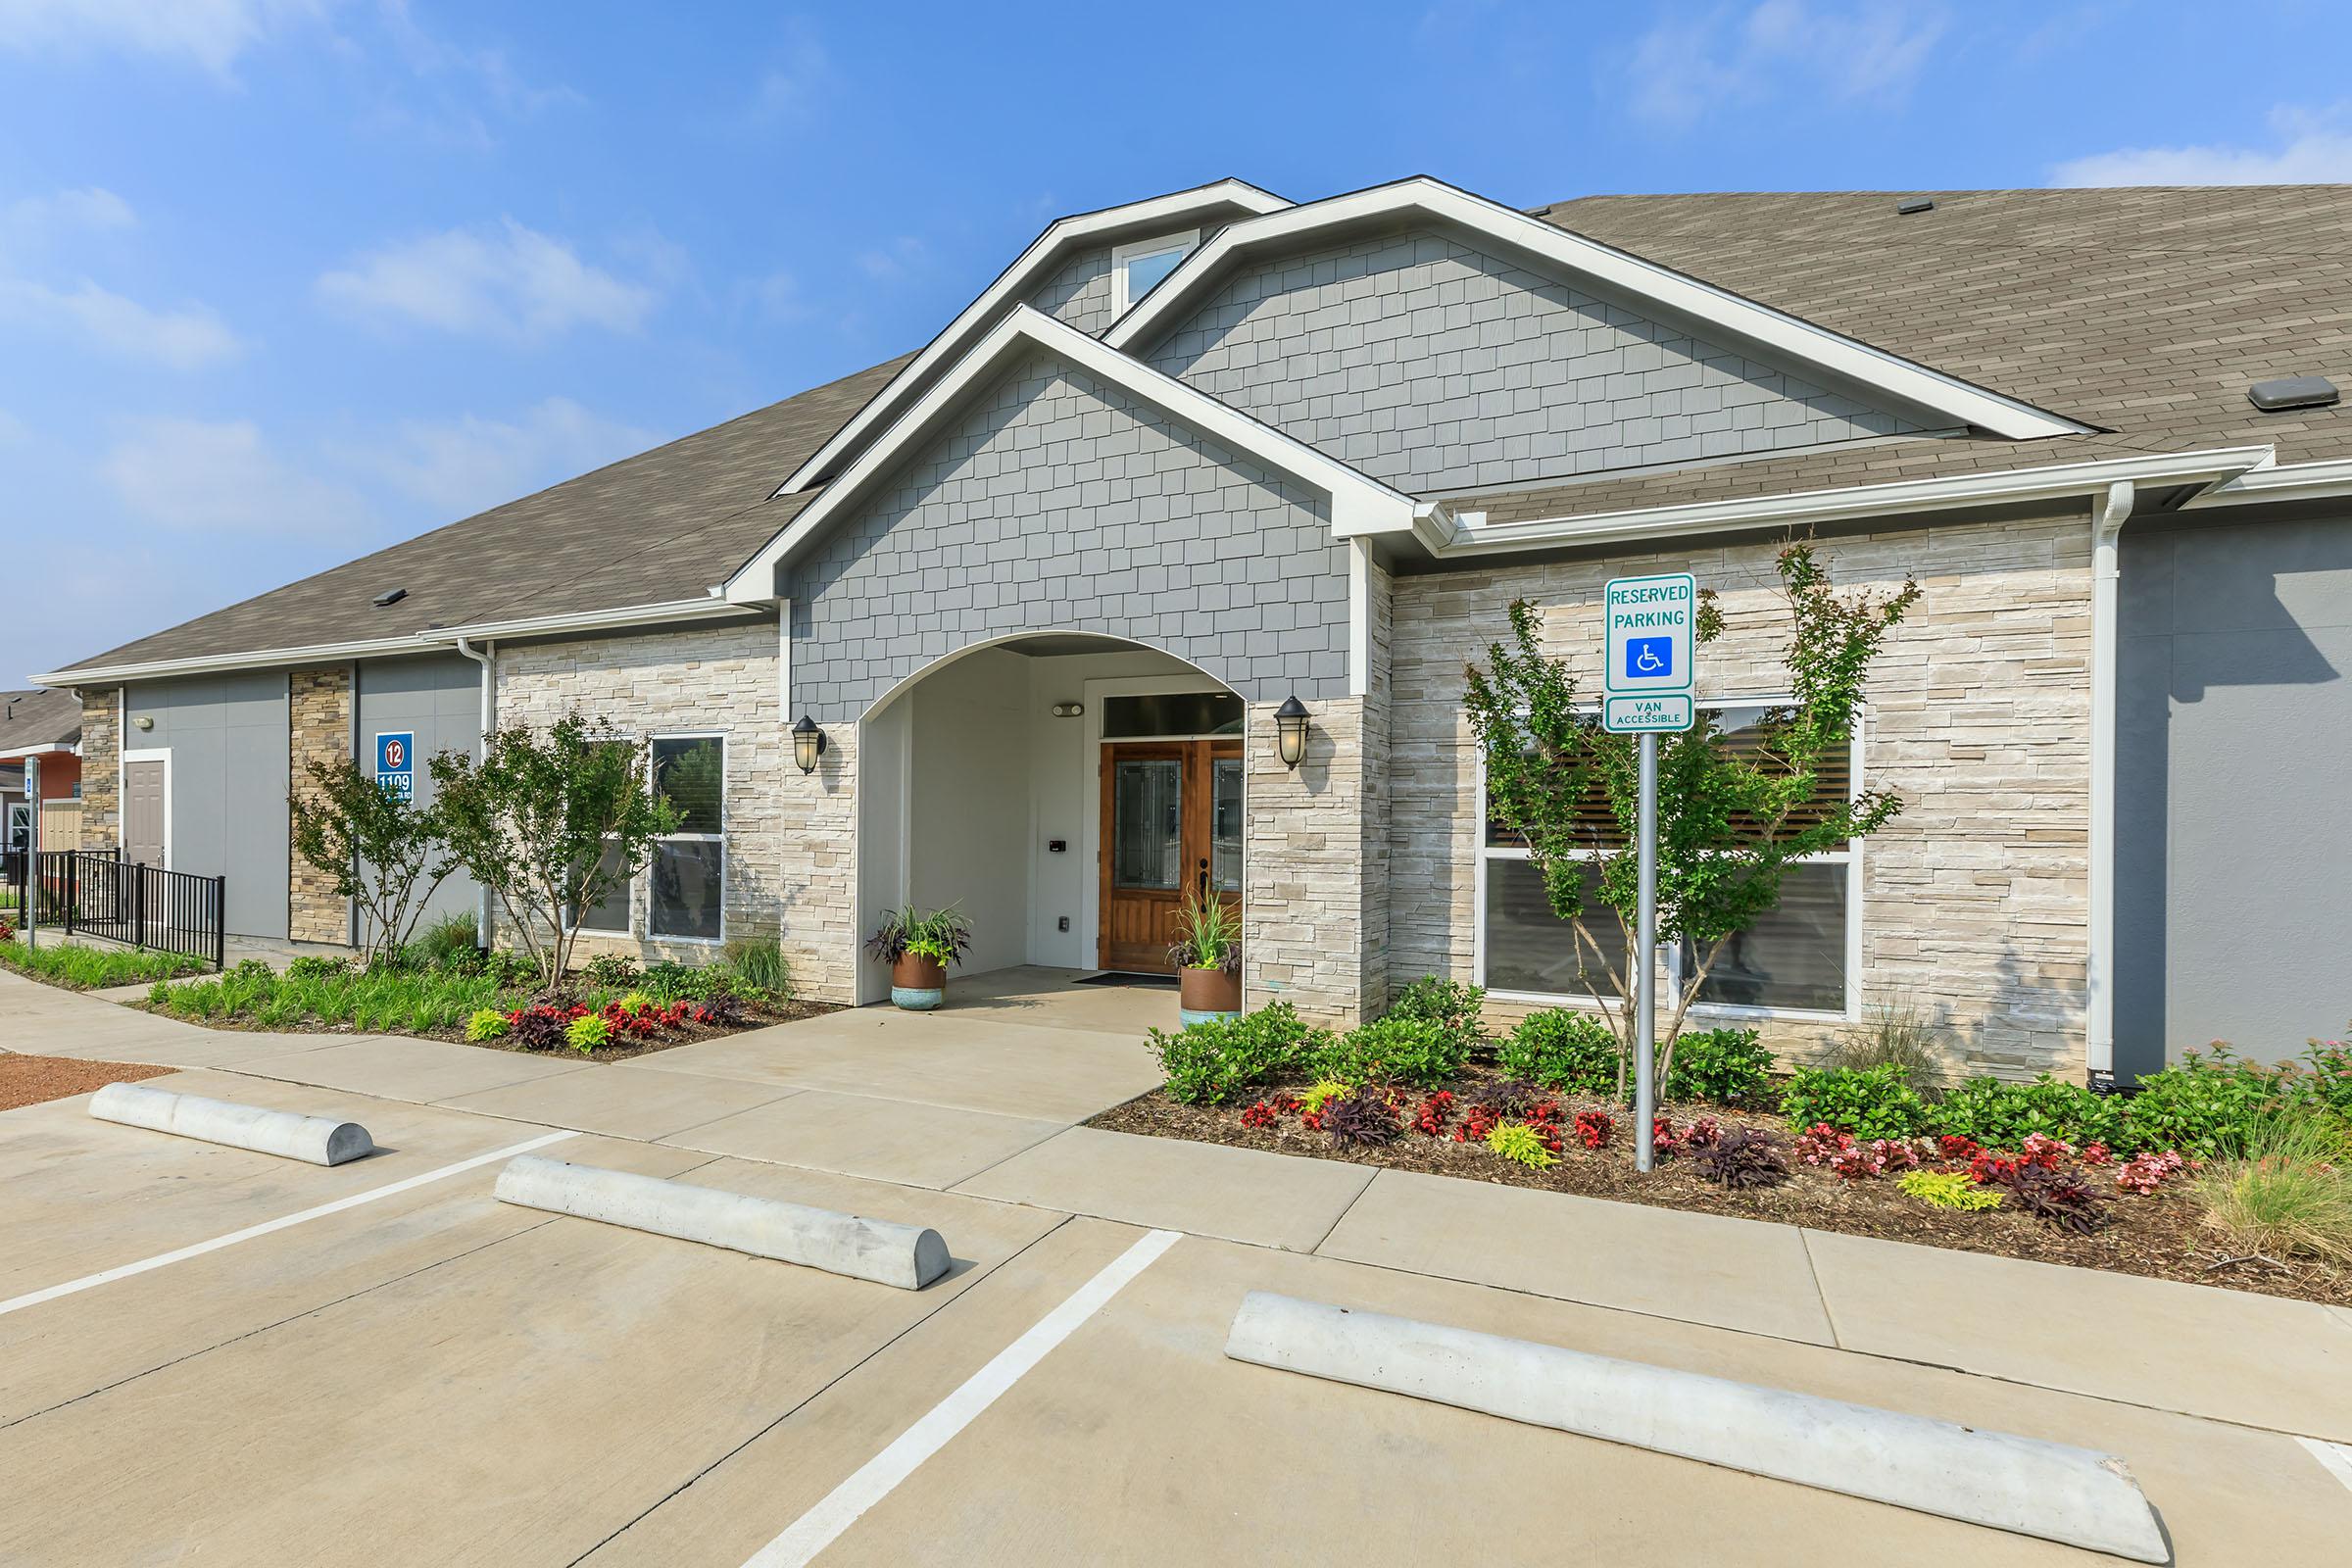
(138, 937, 829, 1062)
(1091, 982, 2352, 1309)
(0, 1054, 174, 1112)
(0, 928, 206, 990)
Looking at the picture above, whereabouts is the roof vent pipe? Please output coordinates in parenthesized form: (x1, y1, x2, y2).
(2247, 375, 2339, 412)
(1895, 197, 1936, 216)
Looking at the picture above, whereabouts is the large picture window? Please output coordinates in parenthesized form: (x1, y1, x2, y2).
(1475, 701, 1859, 1018)
(650, 734, 725, 941)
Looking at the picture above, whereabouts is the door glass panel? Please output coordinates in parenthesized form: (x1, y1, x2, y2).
(1102, 692, 1245, 739)
(1210, 758, 1244, 893)
(1112, 760, 1182, 889)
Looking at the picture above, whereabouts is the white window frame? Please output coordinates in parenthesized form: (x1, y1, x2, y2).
(646, 730, 727, 946)
(1472, 695, 1865, 1024)
(1110, 229, 1199, 316)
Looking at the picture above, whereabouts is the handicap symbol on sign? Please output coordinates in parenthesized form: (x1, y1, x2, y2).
(1625, 636, 1673, 680)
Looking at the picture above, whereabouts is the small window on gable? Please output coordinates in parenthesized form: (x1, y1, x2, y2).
(1111, 230, 1198, 315)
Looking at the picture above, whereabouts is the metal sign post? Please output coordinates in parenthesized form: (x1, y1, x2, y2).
(1602, 572, 1696, 1173)
(22, 752, 36, 953)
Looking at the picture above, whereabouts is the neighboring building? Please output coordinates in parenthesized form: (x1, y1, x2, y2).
(35, 177, 2352, 1080)
(0, 688, 83, 853)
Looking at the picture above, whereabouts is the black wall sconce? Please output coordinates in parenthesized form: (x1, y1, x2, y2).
(1274, 695, 1310, 769)
(791, 713, 828, 774)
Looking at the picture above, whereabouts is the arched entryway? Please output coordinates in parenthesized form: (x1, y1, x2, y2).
(853, 631, 1245, 1004)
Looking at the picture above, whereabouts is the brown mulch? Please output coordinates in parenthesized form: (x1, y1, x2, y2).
(0, 1054, 173, 1111)
(1087, 1067, 2352, 1310)
(143, 998, 839, 1063)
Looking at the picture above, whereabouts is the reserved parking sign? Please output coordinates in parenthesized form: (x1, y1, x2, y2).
(1601, 572, 1695, 733)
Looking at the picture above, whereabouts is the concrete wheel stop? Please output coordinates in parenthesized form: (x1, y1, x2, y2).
(89, 1083, 375, 1167)
(1223, 1291, 2168, 1563)
(493, 1154, 953, 1291)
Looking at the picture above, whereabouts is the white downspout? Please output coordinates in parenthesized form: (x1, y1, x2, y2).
(2085, 479, 2134, 1085)
(455, 636, 496, 949)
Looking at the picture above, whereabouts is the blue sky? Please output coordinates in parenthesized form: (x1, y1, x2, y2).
(4, 0, 2349, 679)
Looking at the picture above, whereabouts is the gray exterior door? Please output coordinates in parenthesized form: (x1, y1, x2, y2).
(123, 760, 166, 867)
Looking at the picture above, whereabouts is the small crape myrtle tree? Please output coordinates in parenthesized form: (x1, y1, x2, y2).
(428, 713, 682, 993)
(287, 758, 460, 966)
(1466, 540, 1921, 1102)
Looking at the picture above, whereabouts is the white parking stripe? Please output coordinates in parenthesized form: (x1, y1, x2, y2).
(742, 1227, 1183, 1568)
(0, 1128, 576, 1319)
(2302, 1436, 2352, 1494)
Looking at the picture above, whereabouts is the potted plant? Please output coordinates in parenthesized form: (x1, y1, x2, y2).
(1169, 886, 1242, 1025)
(865, 906, 972, 1010)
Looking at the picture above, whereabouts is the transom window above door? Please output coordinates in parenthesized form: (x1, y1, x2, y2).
(1111, 230, 1198, 314)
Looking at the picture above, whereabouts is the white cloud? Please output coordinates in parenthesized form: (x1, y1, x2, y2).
(339, 397, 657, 516)
(747, 19, 831, 123)
(316, 219, 660, 340)
(3, 186, 137, 238)
(103, 417, 367, 535)
(0, 276, 242, 369)
(1626, 2, 1947, 127)
(2051, 104, 2352, 186)
(0, 0, 322, 80)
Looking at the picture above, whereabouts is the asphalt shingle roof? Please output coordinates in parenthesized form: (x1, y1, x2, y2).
(0, 688, 82, 752)
(50, 184, 2352, 678)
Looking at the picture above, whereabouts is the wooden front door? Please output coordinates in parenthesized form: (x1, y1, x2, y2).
(1099, 740, 1243, 973)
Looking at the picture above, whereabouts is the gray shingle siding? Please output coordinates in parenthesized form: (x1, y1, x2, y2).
(790, 348, 1348, 723)
(1144, 226, 1925, 495)
(1028, 245, 1117, 334)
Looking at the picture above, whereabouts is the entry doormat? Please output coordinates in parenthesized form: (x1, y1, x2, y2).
(1072, 971, 1179, 989)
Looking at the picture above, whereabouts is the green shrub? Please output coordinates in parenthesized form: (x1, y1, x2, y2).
(1150, 1002, 1328, 1105)
(1316, 1015, 1470, 1089)
(581, 952, 641, 988)
(1485, 1121, 1558, 1168)
(414, 911, 481, 970)
(2293, 1035, 2352, 1119)
(1664, 1027, 1774, 1103)
(2124, 1047, 2292, 1159)
(1778, 1063, 1929, 1140)
(285, 954, 353, 980)
(1928, 1074, 2126, 1151)
(1497, 1008, 1621, 1095)
(1382, 976, 1487, 1055)
(615, 990, 656, 1014)
(1897, 1169, 2004, 1211)
(722, 935, 791, 999)
(641, 957, 732, 1003)
(564, 1013, 610, 1053)
(464, 1007, 510, 1043)
(1298, 1079, 1351, 1114)
(2191, 1110, 2352, 1263)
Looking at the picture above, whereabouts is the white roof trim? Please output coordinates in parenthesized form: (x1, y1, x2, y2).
(1425, 446, 2276, 559)
(1103, 177, 2090, 444)
(2177, 452, 2352, 507)
(33, 597, 758, 688)
(773, 179, 1289, 496)
(723, 306, 1425, 604)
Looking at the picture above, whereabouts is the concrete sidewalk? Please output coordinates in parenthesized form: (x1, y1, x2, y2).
(7, 964, 2350, 1448)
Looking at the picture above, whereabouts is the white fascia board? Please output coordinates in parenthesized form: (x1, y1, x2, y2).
(1427, 446, 2276, 559)
(773, 179, 1289, 497)
(2178, 452, 2352, 507)
(0, 742, 76, 761)
(724, 306, 1420, 604)
(32, 598, 759, 688)
(1105, 177, 2088, 444)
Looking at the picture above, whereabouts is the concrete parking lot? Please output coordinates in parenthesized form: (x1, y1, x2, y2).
(4, 969, 2351, 1565)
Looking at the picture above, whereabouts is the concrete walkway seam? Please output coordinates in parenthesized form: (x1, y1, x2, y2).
(89, 1082, 374, 1166)
(1224, 1291, 2170, 1564)
(494, 1154, 954, 1291)
(738, 1227, 1184, 1568)
(0, 1129, 578, 1319)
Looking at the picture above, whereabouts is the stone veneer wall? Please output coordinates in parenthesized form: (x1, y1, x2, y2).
(75, 689, 119, 851)
(494, 621, 806, 971)
(780, 724, 858, 1004)
(287, 666, 353, 943)
(1386, 511, 2093, 1078)
(1246, 693, 1385, 1027)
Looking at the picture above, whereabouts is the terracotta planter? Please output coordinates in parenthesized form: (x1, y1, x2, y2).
(890, 953, 947, 1010)
(1179, 964, 1243, 1026)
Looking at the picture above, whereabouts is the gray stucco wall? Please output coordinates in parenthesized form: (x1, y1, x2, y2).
(789, 346, 1349, 724)
(2115, 510, 2352, 1073)
(1142, 225, 1923, 496)
(356, 654, 480, 935)
(122, 671, 290, 940)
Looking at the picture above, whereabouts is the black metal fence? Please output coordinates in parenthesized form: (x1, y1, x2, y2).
(3, 848, 225, 970)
